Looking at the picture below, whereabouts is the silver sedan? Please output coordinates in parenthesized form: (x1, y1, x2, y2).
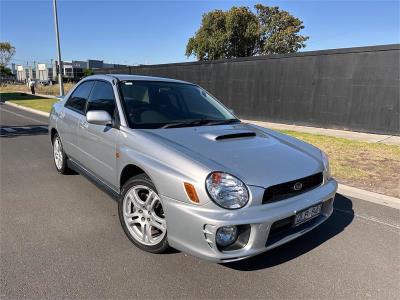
(49, 74, 337, 262)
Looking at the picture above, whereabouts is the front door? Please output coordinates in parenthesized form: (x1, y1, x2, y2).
(76, 80, 119, 189)
(61, 81, 94, 161)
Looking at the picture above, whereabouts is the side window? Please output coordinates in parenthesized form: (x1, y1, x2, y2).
(65, 81, 94, 114)
(86, 81, 116, 116)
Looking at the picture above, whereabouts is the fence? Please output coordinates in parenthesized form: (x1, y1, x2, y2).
(94, 44, 400, 135)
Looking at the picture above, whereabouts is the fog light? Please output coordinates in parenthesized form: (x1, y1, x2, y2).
(216, 226, 238, 247)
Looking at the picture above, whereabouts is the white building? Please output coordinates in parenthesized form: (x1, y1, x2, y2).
(16, 65, 28, 81)
(37, 63, 54, 81)
(16, 59, 127, 82)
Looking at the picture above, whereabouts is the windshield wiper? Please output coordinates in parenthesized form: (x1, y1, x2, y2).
(160, 119, 209, 129)
(160, 119, 240, 129)
(205, 119, 241, 126)
(160, 121, 191, 129)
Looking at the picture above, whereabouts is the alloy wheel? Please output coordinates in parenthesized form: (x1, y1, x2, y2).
(53, 137, 63, 170)
(122, 185, 166, 246)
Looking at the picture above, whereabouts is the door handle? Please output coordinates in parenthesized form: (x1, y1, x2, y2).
(79, 120, 89, 129)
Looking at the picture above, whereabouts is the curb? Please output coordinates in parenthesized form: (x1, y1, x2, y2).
(245, 120, 400, 145)
(338, 184, 400, 210)
(2, 101, 400, 210)
(4, 101, 50, 117)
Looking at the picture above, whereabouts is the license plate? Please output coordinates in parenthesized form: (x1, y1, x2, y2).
(294, 204, 322, 226)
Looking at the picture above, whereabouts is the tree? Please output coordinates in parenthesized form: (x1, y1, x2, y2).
(0, 42, 16, 67)
(255, 4, 308, 54)
(225, 7, 260, 58)
(186, 4, 308, 60)
(185, 10, 228, 60)
(0, 65, 13, 76)
(83, 68, 94, 77)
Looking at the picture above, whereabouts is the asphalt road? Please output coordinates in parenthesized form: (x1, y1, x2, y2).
(1, 103, 399, 299)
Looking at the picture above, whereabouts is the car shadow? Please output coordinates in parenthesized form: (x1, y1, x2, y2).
(223, 194, 354, 271)
(0, 92, 50, 102)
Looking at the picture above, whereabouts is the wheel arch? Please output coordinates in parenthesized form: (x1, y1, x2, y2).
(50, 128, 58, 144)
(120, 164, 154, 191)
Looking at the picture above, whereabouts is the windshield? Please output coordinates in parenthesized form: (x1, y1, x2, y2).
(118, 81, 238, 129)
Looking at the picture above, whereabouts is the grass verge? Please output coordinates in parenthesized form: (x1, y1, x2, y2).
(0, 92, 57, 113)
(1, 91, 399, 197)
(279, 130, 400, 198)
(0, 83, 74, 96)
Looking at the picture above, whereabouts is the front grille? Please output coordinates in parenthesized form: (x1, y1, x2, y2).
(262, 173, 323, 204)
(266, 214, 322, 247)
(265, 199, 332, 247)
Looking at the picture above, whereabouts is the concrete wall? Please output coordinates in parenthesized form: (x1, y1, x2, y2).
(95, 44, 400, 135)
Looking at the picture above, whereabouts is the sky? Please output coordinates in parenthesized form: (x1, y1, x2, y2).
(1, 0, 399, 66)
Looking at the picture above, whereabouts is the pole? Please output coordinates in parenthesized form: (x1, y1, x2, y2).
(53, 0, 64, 96)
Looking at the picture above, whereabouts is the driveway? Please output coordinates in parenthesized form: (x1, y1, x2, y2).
(1, 104, 399, 299)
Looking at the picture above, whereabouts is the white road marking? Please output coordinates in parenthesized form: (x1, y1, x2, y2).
(335, 208, 400, 231)
(0, 126, 48, 133)
(18, 127, 33, 130)
(1, 127, 17, 132)
(0, 107, 46, 124)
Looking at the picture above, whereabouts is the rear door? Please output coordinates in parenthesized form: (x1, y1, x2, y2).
(58, 81, 94, 160)
(76, 80, 119, 188)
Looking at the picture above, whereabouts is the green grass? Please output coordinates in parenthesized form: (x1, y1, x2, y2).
(8, 99, 57, 112)
(1, 92, 57, 113)
(278, 130, 400, 197)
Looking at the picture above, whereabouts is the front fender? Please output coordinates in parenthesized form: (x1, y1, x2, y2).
(117, 131, 212, 206)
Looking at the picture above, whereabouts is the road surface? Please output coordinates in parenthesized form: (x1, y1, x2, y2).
(1, 103, 399, 299)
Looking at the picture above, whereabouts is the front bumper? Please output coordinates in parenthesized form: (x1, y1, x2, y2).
(163, 179, 338, 263)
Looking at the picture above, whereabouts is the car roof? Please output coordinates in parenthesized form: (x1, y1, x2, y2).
(86, 74, 193, 85)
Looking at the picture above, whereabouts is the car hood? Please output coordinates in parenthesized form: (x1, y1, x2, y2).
(144, 123, 323, 188)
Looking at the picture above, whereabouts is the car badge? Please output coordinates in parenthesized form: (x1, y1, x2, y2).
(293, 182, 303, 191)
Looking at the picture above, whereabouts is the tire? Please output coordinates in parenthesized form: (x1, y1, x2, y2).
(52, 133, 71, 174)
(119, 174, 169, 253)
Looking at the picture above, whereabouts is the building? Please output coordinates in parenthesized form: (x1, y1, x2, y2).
(37, 63, 54, 82)
(11, 63, 16, 75)
(16, 65, 29, 81)
(17, 63, 53, 82)
(62, 61, 87, 80)
(15, 59, 126, 82)
(88, 60, 103, 69)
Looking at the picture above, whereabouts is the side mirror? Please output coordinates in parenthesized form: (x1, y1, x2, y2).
(86, 110, 112, 126)
(56, 95, 65, 101)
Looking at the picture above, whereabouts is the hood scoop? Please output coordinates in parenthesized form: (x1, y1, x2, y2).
(201, 130, 257, 141)
(215, 132, 256, 140)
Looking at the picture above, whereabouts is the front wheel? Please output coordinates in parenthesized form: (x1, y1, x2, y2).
(118, 174, 169, 253)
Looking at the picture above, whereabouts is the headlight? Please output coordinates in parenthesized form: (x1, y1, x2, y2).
(321, 151, 331, 181)
(206, 172, 249, 209)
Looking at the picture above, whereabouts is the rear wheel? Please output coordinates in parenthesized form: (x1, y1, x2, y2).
(118, 174, 169, 253)
(52, 133, 71, 174)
